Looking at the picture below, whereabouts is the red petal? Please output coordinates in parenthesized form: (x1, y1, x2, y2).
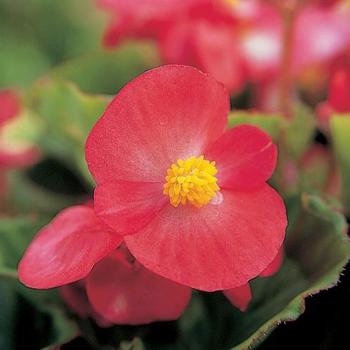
(60, 282, 112, 327)
(328, 66, 350, 112)
(191, 22, 246, 93)
(0, 89, 21, 128)
(125, 184, 287, 291)
(85, 65, 229, 184)
(205, 125, 277, 190)
(223, 284, 252, 312)
(292, 5, 350, 71)
(0, 148, 40, 169)
(18, 206, 122, 289)
(86, 251, 192, 325)
(94, 181, 166, 235)
(260, 247, 284, 277)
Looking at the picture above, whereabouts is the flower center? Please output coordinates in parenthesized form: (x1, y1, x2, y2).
(163, 155, 220, 208)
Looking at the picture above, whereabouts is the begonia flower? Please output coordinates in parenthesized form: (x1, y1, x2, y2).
(317, 58, 350, 130)
(0, 89, 40, 198)
(97, 0, 204, 47)
(97, 0, 247, 93)
(85, 65, 287, 291)
(97, 0, 350, 96)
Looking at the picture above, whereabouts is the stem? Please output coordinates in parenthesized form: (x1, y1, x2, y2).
(0, 268, 18, 279)
(278, 3, 298, 118)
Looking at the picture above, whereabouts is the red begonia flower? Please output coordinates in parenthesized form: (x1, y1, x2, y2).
(241, 1, 350, 79)
(317, 58, 350, 129)
(223, 284, 252, 312)
(327, 63, 350, 113)
(0, 89, 40, 199)
(98, 0, 248, 93)
(97, 0, 204, 47)
(60, 281, 112, 327)
(0, 89, 40, 169)
(86, 250, 192, 325)
(18, 205, 122, 289)
(86, 65, 287, 291)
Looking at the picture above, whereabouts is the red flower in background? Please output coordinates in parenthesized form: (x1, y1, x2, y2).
(97, 0, 204, 47)
(85, 65, 287, 291)
(317, 56, 350, 129)
(98, 0, 247, 93)
(0, 89, 40, 198)
(97, 0, 350, 98)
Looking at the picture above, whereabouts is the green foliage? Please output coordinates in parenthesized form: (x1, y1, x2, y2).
(330, 115, 350, 213)
(0, 217, 78, 349)
(228, 111, 282, 140)
(27, 80, 110, 184)
(48, 42, 161, 95)
(0, 0, 103, 88)
(283, 104, 316, 160)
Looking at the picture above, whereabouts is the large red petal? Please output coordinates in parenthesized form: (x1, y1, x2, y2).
(205, 125, 277, 190)
(86, 252, 192, 325)
(18, 206, 122, 289)
(85, 65, 229, 184)
(94, 181, 166, 235)
(223, 284, 252, 312)
(125, 184, 287, 291)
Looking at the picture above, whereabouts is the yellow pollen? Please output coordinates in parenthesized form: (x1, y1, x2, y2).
(163, 155, 220, 208)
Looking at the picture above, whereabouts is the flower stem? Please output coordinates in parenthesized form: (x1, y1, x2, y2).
(278, 2, 298, 118)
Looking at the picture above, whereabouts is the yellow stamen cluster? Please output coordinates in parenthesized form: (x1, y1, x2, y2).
(163, 155, 220, 208)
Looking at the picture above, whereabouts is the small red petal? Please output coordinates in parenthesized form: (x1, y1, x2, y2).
(94, 181, 166, 235)
(18, 206, 122, 289)
(328, 67, 350, 112)
(260, 247, 284, 277)
(205, 125, 277, 190)
(0, 89, 21, 128)
(223, 284, 252, 312)
(85, 65, 229, 185)
(0, 148, 41, 169)
(125, 184, 287, 291)
(86, 251, 192, 325)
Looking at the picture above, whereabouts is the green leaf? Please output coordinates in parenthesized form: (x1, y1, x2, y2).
(228, 111, 282, 140)
(120, 338, 145, 350)
(0, 216, 79, 349)
(0, 216, 43, 274)
(330, 115, 350, 213)
(27, 80, 110, 184)
(48, 42, 160, 95)
(283, 103, 316, 160)
(8, 171, 80, 215)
